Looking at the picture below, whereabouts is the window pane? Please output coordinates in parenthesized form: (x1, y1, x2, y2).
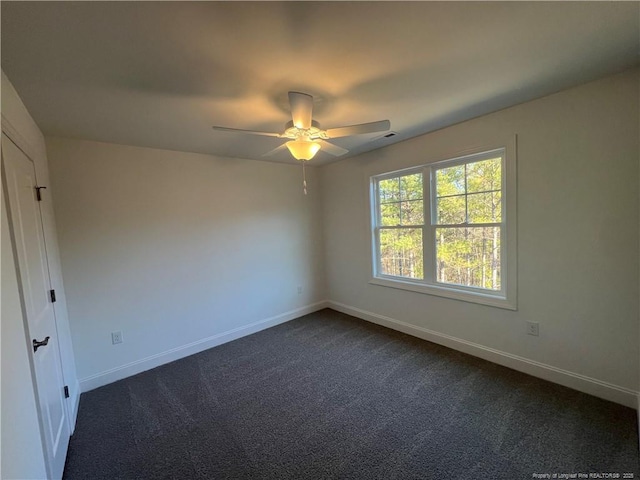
(435, 227, 501, 290)
(436, 165, 465, 196)
(467, 157, 501, 193)
(401, 200, 424, 225)
(437, 195, 465, 224)
(379, 178, 400, 202)
(379, 228, 423, 279)
(467, 191, 502, 223)
(400, 174, 423, 200)
(380, 202, 401, 226)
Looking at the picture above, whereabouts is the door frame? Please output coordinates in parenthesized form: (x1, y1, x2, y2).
(1, 109, 80, 427)
(1, 131, 72, 479)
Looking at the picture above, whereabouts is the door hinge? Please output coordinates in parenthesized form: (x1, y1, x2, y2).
(49, 289, 56, 303)
(64, 386, 70, 398)
(35, 186, 47, 202)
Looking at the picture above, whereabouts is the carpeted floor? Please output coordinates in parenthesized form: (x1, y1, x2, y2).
(63, 309, 639, 479)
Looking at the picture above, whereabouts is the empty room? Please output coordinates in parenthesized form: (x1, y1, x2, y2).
(1, 2, 639, 479)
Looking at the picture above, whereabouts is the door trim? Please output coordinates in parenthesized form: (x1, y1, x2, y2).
(2, 133, 70, 479)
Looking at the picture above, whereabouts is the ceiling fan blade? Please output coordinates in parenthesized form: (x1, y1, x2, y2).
(325, 120, 391, 138)
(261, 143, 288, 157)
(317, 139, 349, 157)
(212, 126, 281, 137)
(288, 91, 313, 129)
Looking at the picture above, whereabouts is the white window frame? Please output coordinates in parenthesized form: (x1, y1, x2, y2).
(369, 139, 517, 310)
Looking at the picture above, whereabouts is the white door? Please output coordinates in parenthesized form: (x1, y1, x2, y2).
(2, 134, 70, 479)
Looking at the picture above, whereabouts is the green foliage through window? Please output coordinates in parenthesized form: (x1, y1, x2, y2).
(380, 228, 423, 279)
(435, 157, 501, 225)
(436, 227, 501, 290)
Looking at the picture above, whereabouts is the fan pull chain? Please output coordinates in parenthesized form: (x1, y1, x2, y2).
(302, 161, 307, 195)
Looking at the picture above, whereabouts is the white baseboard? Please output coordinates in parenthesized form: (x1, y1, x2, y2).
(79, 301, 328, 392)
(328, 300, 639, 409)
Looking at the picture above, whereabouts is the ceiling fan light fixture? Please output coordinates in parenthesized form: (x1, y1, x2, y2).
(212, 92, 390, 163)
(286, 139, 321, 161)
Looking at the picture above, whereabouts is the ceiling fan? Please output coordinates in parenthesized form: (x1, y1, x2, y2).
(212, 91, 391, 162)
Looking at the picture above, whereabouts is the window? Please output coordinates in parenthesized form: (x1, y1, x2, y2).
(370, 144, 516, 309)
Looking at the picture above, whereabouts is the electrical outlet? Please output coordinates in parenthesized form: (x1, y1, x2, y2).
(297, 286, 303, 295)
(526, 321, 539, 337)
(111, 331, 123, 344)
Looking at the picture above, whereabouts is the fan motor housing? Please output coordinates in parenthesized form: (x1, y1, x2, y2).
(283, 120, 327, 140)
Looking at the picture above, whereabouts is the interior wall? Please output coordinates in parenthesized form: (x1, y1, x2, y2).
(46, 138, 326, 389)
(321, 69, 640, 404)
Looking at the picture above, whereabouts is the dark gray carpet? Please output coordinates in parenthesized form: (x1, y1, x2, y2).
(64, 309, 639, 479)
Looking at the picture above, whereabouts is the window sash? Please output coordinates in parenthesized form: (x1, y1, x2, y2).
(430, 149, 505, 227)
(431, 225, 502, 292)
(427, 149, 506, 295)
(372, 167, 425, 278)
(376, 226, 424, 279)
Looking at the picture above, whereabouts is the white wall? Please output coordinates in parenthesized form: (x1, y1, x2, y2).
(46, 138, 326, 389)
(321, 69, 640, 407)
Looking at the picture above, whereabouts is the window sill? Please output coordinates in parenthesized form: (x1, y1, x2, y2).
(369, 276, 517, 310)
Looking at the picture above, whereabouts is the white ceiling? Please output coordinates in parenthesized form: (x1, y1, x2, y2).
(2, 2, 638, 166)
